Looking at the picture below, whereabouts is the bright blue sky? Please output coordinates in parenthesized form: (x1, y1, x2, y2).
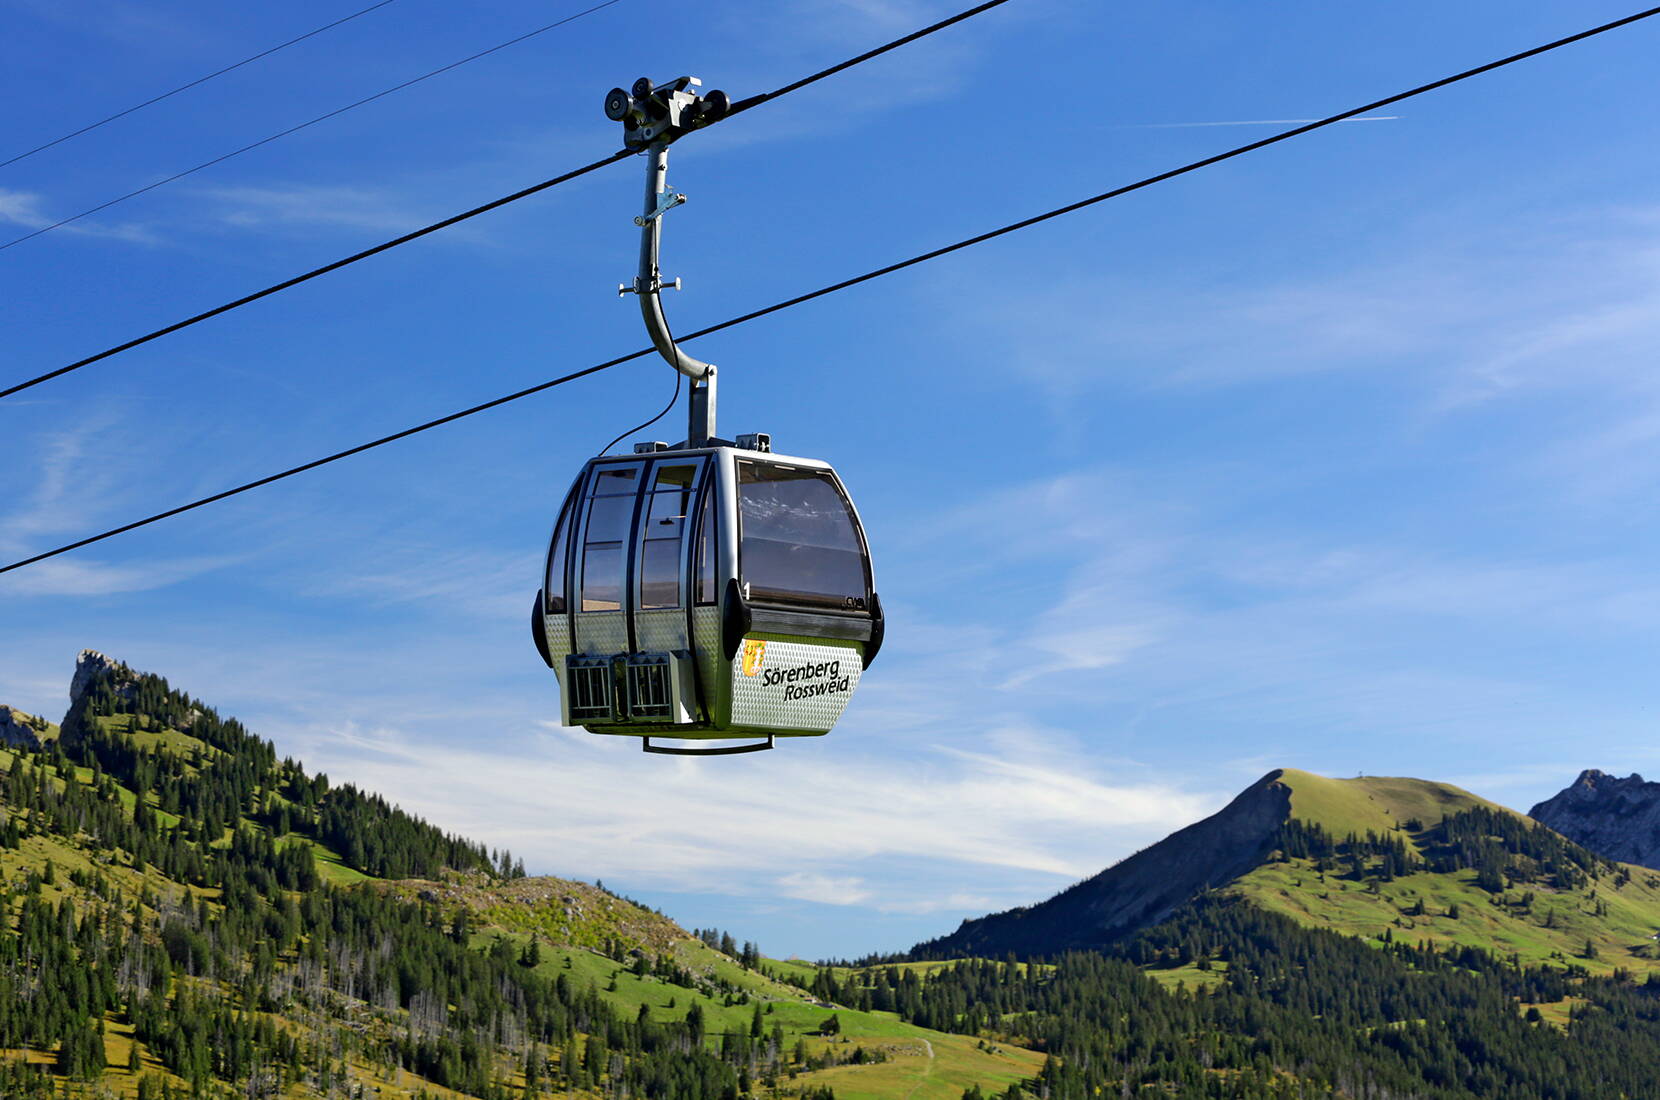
(4, 0, 1660, 959)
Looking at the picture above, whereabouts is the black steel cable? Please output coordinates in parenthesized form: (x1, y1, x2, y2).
(0, 148, 634, 400)
(4, 5, 1658, 577)
(599, 291, 686, 456)
(0, 0, 626, 251)
(721, 0, 1014, 120)
(598, 371, 682, 456)
(0, 0, 402, 171)
(0, 0, 1018, 401)
(0, 353, 651, 577)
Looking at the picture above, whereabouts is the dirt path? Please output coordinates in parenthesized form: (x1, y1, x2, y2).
(902, 1038, 937, 1100)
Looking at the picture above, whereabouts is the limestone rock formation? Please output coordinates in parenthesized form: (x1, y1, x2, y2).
(0, 705, 46, 750)
(70, 648, 134, 709)
(1530, 770, 1660, 870)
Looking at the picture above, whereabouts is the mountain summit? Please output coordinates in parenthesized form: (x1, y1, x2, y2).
(0, 651, 1039, 1099)
(1530, 769, 1660, 870)
(913, 767, 1660, 968)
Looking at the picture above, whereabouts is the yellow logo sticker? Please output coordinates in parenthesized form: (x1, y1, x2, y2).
(741, 639, 767, 676)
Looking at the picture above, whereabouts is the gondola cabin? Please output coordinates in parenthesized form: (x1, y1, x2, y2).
(532, 436, 882, 753)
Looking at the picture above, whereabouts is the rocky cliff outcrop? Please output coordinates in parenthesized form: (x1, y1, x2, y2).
(59, 648, 138, 745)
(0, 705, 47, 750)
(69, 649, 134, 709)
(1530, 770, 1660, 870)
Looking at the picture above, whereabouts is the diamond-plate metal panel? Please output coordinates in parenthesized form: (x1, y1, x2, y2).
(572, 611, 628, 656)
(635, 608, 688, 654)
(543, 611, 572, 669)
(728, 634, 862, 733)
(690, 605, 725, 725)
(544, 611, 573, 708)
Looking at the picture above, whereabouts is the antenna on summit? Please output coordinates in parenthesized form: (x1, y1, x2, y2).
(606, 76, 730, 447)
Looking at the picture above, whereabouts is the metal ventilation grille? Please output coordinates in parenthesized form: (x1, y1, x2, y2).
(567, 660, 614, 722)
(627, 656, 673, 719)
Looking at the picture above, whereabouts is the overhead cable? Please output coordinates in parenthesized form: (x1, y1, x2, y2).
(0, 0, 1017, 401)
(4, 5, 1657, 576)
(0, 0, 403, 171)
(0, 0, 626, 252)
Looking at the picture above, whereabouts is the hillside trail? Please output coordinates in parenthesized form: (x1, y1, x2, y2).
(902, 1038, 936, 1100)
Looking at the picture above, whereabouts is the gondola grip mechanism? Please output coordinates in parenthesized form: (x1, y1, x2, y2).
(635, 189, 686, 226)
(606, 75, 728, 446)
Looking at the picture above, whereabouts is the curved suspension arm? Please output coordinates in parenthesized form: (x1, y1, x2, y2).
(636, 142, 712, 380)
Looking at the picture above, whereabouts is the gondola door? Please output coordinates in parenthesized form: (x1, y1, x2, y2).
(563, 455, 711, 732)
(631, 458, 706, 656)
(569, 460, 643, 661)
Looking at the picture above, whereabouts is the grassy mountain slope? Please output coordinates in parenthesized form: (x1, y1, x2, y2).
(1276, 767, 1510, 833)
(1231, 769, 1660, 976)
(0, 652, 1036, 1100)
(912, 772, 1292, 958)
(14, 650, 1660, 1099)
(915, 767, 1660, 980)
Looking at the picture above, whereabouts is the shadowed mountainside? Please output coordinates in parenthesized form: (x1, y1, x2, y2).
(1531, 768, 1660, 870)
(913, 767, 1660, 969)
(912, 769, 1292, 958)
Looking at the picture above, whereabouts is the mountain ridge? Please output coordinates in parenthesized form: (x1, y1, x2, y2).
(913, 766, 1660, 972)
(912, 768, 1291, 958)
(1530, 768, 1660, 870)
(0, 650, 1041, 1099)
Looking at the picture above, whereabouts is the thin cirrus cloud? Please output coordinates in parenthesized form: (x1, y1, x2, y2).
(196, 183, 470, 237)
(0, 417, 247, 599)
(0, 188, 156, 244)
(777, 872, 873, 906)
(265, 712, 1216, 909)
(892, 460, 1660, 766)
(0, 556, 236, 599)
(0, 417, 145, 553)
(933, 201, 1660, 404)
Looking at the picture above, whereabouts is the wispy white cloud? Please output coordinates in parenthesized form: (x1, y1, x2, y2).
(271, 713, 1215, 913)
(0, 555, 235, 598)
(687, 0, 1025, 155)
(298, 545, 541, 621)
(778, 872, 872, 906)
(938, 204, 1660, 398)
(875, 891, 999, 916)
(885, 461, 1660, 774)
(7, 0, 219, 52)
(0, 188, 158, 244)
(0, 417, 242, 597)
(192, 182, 494, 240)
(0, 415, 159, 568)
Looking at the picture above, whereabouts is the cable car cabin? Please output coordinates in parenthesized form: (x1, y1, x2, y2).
(531, 438, 883, 754)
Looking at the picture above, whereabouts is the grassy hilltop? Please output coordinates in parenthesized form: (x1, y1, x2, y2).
(0, 653, 1036, 1100)
(916, 765, 1660, 983)
(1234, 769, 1660, 976)
(7, 651, 1660, 1099)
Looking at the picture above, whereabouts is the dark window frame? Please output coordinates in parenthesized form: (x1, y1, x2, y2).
(578, 463, 647, 614)
(691, 468, 719, 607)
(543, 478, 583, 615)
(636, 459, 705, 611)
(735, 459, 872, 614)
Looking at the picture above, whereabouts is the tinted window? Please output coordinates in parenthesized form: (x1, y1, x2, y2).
(544, 487, 577, 614)
(639, 464, 697, 610)
(694, 484, 718, 606)
(738, 461, 867, 611)
(581, 465, 640, 612)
